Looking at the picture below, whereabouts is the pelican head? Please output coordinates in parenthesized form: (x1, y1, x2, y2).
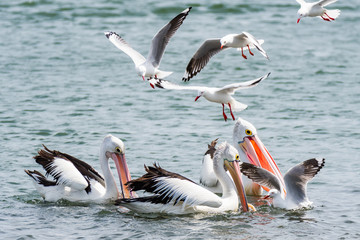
(215, 142, 250, 212)
(101, 134, 133, 198)
(233, 118, 286, 198)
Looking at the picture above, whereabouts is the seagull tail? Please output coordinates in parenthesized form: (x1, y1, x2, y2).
(229, 100, 247, 112)
(156, 71, 173, 79)
(324, 9, 341, 19)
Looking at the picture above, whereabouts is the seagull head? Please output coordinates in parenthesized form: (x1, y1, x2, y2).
(297, 9, 307, 23)
(220, 35, 233, 49)
(194, 91, 204, 101)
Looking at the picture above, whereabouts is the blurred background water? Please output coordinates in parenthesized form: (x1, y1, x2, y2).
(1, 0, 359, 239)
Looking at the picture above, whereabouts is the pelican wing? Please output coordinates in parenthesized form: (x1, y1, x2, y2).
(317, 0, 337, 7)
(153, 79, 206, 91)
(125, 164, 222, 208)
(239, 162, 282, 192)
(242, 32, 269, 60)
(147, 7, 192, 68)
(182, 39, 228, 82)
(218, 72, 270, 95)
(284, 158, 325, 201)
(105, 32, 146, 66)
(34, 146, 105, 192)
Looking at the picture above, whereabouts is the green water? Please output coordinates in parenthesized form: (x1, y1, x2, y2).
(1, 0, 359, 239)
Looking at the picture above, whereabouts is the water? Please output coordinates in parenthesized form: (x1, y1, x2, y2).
(1, 0, 359, 239)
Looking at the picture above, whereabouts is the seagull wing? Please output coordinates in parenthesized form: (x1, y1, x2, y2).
(317, 0, 337, 7)
(105, 32, 146, 66)
(240, 162, 282, 192)
(217, 72, 270, 95)
(153, 78, 206, 91)
(147, 7, 192, 68)
(242, 32, 269, 60)
(284, 158, 325, 202)
(182, 38, 227, 82)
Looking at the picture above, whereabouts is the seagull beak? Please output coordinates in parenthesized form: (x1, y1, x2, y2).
(238, 135, 286, 199)
(220, 45, 224, 49)
(297, 18, 301, 24)
(225, 160, 250, 212)
(195, 95, 201, 101)
(110, 152, 134, 198)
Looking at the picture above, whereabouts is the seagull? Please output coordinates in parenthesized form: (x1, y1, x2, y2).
(182, 32, 269, 82)
(240, 158, 325, 209)
(115, 142, 252, 214)
(153, 72, 270, 121)
(296, 0, 341, 23)
(105, 7, 192, 85)
(24, 135, 134, 202)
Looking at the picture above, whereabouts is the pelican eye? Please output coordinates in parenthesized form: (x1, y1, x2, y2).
(115, 146, 122, 154)
(245, 129, 252, 136)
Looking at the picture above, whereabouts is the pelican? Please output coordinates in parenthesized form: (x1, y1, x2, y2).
(182, 32, 269, 81)
(233, 118, 286, 197)
(296, 0, 340, 23)
(240, 157, 325, 209)
(152, 73, 270, 121)
(24, 134, 134, 202)
(115, 142, 251, 214)
(104, 7, 192, 84)
(199, 118, 286, 197)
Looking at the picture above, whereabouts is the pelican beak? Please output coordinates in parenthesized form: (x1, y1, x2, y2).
(238, 135, 286, 199)
(297, 18, 301, 24)
(225, 160, 250, 212)
(110, 152, 134, 199)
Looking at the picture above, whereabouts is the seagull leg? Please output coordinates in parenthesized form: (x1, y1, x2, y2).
(222, 104, 228, 121)
(321, 15, 331, 21)
(228, 103, 235, 120)
(324, 12, 335, 21)
(241, 48, 247, 59)
(247, 45, 254, 56)
(155, 75, 158, 79)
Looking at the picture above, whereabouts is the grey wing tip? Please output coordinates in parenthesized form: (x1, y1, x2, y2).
(104, 31, 119, 39)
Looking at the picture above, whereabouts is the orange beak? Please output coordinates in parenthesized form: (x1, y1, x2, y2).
(238, 135, 286, 199)
(225, 160, 250, 212)
(220, 45, 224, 49)
(111, 153, 134, 198)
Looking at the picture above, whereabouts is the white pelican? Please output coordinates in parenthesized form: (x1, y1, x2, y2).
(199, 118, 286, 197)
(240, 157, 325, 209)
(115, 142, 251, 214)
(104, 7, 192, 85)
(24, 134, 134, 202)
(233, 118, 286, 197)
(153, 73, 270, 121)
(296, 0, 340, 23)
(182, 32, 269, 81)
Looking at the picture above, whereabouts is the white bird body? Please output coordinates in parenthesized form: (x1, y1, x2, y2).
(116, 142, 250, 214)
(105, 7, 191, 82)
(296, 0, 340, 23)
(240, 158, 325, 210)
(153, 73, 270, 121)
(183, 32, 269, 81)
(25, 135, 134, 203)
